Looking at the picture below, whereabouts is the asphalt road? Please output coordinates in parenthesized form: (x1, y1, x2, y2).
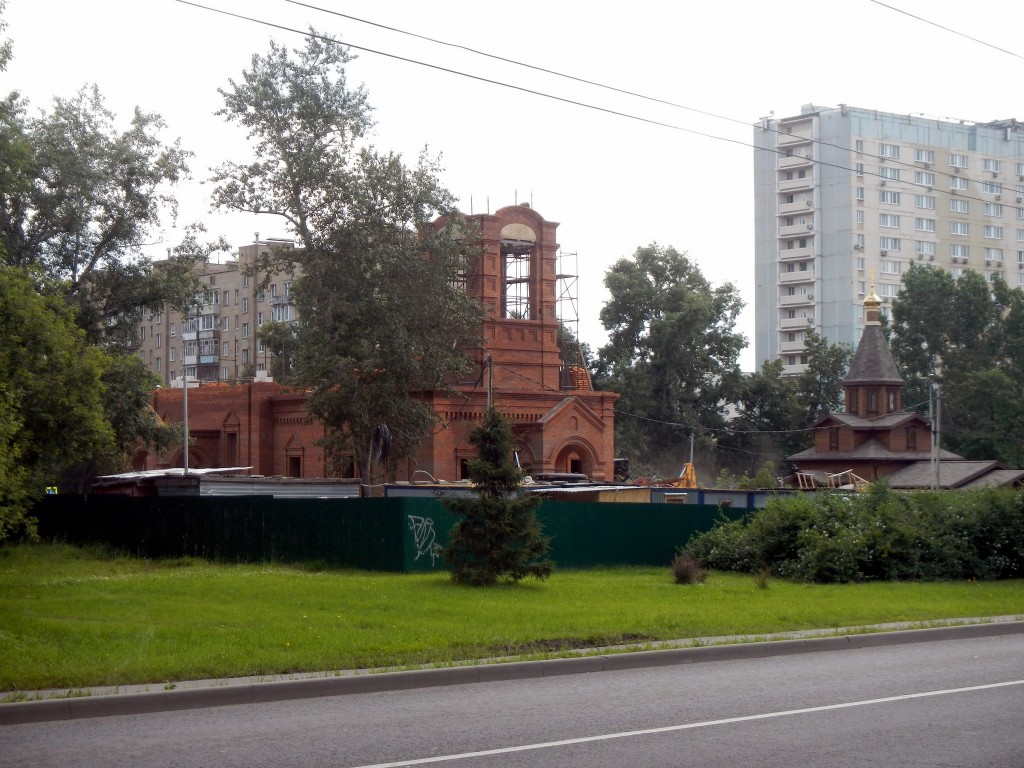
(4, 632, 1023, 767)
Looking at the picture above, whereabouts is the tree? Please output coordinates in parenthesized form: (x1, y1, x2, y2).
(0, 85, 191, 325)
(725, 359, 804, 473)
(100, 354, 179, 462)
(723, 328, 851, 476)
(593, 243, 745, 476)
(947, 369, 1024, 467)
(796, 329, 851, 423)
(0, 2, 10, 73)
(442, 408, 553, 586)
(0, 383, 33, 543)
(0, 15, 199, 496)
(0, 266, 115, 506)
(257, 320, 297, 381)
(212, 32, 483, 484)
(890, 265, 1024, 465)
(557, 322, 593, 370)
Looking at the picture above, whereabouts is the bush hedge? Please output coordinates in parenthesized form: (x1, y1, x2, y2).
(682, 483, 1024, 583)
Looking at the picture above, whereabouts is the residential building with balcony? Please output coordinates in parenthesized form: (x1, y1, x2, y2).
(135, 239, 297, 386)
(754, 104, 1024, 373)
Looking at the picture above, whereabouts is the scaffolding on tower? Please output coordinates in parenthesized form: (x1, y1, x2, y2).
(556, 251, 590, 389)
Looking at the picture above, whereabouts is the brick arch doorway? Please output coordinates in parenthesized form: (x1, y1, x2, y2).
(131, 449, 149, 471)
(167, 446, 211, 470)
(552, 442, 596, 478)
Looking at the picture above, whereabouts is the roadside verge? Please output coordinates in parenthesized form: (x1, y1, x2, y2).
(3, 616, 1022, 725)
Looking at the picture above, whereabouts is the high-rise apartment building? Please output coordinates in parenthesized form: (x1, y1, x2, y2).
(136, 239, 297, 386)
(754, 104, 1024, 373)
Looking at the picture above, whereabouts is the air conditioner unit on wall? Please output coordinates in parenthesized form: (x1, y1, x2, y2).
(854, 244, 864, 250)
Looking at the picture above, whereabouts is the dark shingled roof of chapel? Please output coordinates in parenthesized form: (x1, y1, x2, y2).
(844, 323, 903, 385)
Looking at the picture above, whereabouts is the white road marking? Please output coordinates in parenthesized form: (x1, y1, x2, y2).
(348, 679, 1024, 768)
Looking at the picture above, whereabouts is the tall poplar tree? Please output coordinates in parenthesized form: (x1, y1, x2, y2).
(213, 32, 483, 484)
(593, 244, 746, 475)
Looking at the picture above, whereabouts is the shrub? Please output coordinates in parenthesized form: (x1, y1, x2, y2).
(681, 484, 1024, 583)
(671, 554, 707, 584)
(681, 514, 758, 573)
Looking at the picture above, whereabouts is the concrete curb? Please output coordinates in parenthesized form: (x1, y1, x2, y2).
(3, 619, 1023, 726)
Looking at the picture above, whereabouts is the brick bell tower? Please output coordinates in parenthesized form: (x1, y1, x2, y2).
(423, 203, 618, 482)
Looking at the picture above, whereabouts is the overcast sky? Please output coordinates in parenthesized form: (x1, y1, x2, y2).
(4, 0, 1021, 369)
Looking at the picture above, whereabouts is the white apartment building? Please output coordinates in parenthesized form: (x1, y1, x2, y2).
(754, 104, 1024, 373)
(135, 239, 297, 386)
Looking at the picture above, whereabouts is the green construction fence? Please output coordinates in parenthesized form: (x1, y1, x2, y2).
(31, 495, 745, 572)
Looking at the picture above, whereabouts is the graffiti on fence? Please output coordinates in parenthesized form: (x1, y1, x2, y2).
(407, 515, 441, 566)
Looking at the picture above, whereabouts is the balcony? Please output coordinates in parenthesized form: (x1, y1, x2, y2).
(780, 316, 813, 330)
(778, 176, 813, 193)
(781, 363, 810, 375)
(779, 246, 813, 261)
(777, 132, 812, 148)
(779, 200, 814, 215)
(777, 154, 813, 170)
(779, 340, 807, 354)
(778, 223, 813, 238)
(779, 270, 815, 284)
(779, 293, 813, 306)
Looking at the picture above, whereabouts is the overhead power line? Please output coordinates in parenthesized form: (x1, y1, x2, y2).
(869, 0, 1024, 61)
(175, 0, 751, 151)
(284, 0, 1022, 201)
(177, 0, 1022, 213)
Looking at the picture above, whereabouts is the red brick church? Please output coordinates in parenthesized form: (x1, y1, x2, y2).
(142, 205, 618, 483)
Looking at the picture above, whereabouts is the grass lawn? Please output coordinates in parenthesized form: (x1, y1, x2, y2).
(1, 543, 1022, 693)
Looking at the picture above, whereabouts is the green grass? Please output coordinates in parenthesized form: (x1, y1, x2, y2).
(1, 543, 1022, 692)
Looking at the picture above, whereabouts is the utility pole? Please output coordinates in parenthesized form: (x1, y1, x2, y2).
(486, 354, 493, 410)
(933, 379, 941, 490)
(182, 371, 189, 475)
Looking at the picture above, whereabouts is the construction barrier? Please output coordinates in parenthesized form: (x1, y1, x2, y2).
(32, 495, 746, 573)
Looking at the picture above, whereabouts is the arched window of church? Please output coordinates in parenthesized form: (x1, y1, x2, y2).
(502, 240, 532, 319)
